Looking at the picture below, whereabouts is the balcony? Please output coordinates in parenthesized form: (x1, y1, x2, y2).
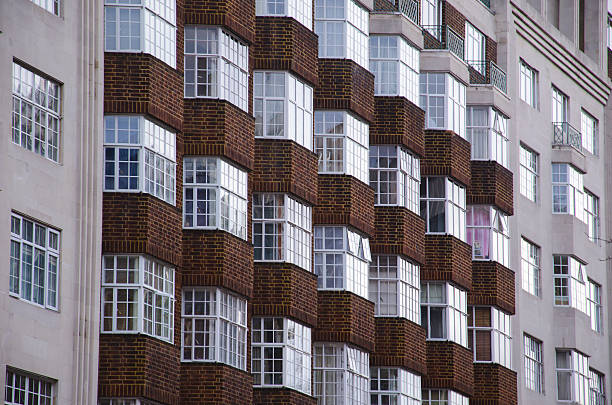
(553, 122, 582, 152)
(466, 60, 508, 94)
(422, 25, 465, 61)
(396, 0, 419, 25)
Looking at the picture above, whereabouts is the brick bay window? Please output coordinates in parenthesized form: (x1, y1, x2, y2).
(552, 163, 584, 221)
(256, 0, 312, 29)
(313, 343, 369, 405)
(251, 317, 312, 395)
(420, 282, 468, 347)
(420, 177, 466, 242)
(104, 115, 176, 205)
(468, 307, 512, 368)
(369, 255, 420, 323)
(254, 71, 313, 150)
(420, 72, 466, 138)
(466, 206, 510, 267)
(5, 368, 55, 405)
(370, 145, 420, 214)
(553, 255, 588, 314)
(370, 367, 421, 405)
(184, 26, 249, 111)
(422, 390, 469, 405)
(314, 110, 369, 184)
(314, 0, 369, 69)
(9, 213, 60, 310)
(12, 62, 61, 162)
(253, 193, 312, 271)
(556, 349, 589, 404)
(370, 35, 420, 105)
(101, 255, 175, 343)
(181, 288, 247, 370)
(466, 106, 509, 168)
(183, 156, 248, 240)
(314, 226, 371, 299)
(104, 0, 176, 67)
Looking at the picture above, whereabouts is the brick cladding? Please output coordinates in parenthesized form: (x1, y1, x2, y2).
(472, 364, 518, 405)
(468, 161, 514, 215)
(184, 0, 255, 44)
(252, 139, 319, 205)
(180, 363, 253, 405)
(422, 235, 472, 290)
(442, 2, 466, 40)
(372, 318, 427, 376)
(253, 17, 319, 86)
(371, 207, 426, 265)
(253, 388, 317, 405)
(314, 59, 375, 123)
(371, 96, 425, 157)
(470, 261, 516, 314)
(252, 263, 318, 328)
(424, 341, 474, 397)
(314, 175, 375, 236)
(315, 291, 375, 352)
(373, 0, 397, 12)
(422, 129, 471, 187)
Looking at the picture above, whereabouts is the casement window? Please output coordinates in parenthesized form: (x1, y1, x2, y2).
(589, 369, 606, 405)
(468, 307, 512, 368)
(313, 343, 369, 405)
(5, 369, 55, 405)
(552, 163, 584, 221)
(9, 213, 59, 310)
(254, 71, 313, 150)
(465, 22, 486, 75)
(521, 238, 541, 296)
(184, 26, 249, 111)
(11, 62, 61, 162)
(315, 110, 369, 184)
(466, 206, 509, 266)
(421, 0, 441, 38)
(29, 0, 60, 15)
(104, 0, 176, 68)
(370, 367, 421, 405)
(255, 0, 312, 29)
(584, 190, 599, 243)
(587, 280, 602, 333)
(314, 0, 369, 69)
(420, 282, 468, 347)
(253, 193, 312, 271)
(314, 226, 370, 299)
(252, 317, 312, 395)
(519, 60, 538, 108)
(421, 390, 469, 405)
(552, 86, 569, 123)
(608, 15, 612, 49)
(466, 106, 509, 168)
(420, 177, 466, 241)
(101, 255, 175, 343)
(553, 255, 588, 314)
(369, 255, 420, 322)
(181, 288, 247, 369)
(104, 116, 176, 204)
(183, 157, 248, 240)
(524, 334, 544, 393)
(420, 73, 466, 138)
(370, 145, 420, 214)
(370, 35, 419, 104)
(556, 349, 589, 404)
(519, 145, 538, 202)
(581, 110, 598, 155)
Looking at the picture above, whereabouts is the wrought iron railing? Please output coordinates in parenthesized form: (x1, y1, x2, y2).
(478, 0, 491, 8)
(490, 62, 507, 93)
(422, 25, 465, 61)
(396, 0, 419, 24)
(553, 122, 582, 152)
(466, 60, 508, 94)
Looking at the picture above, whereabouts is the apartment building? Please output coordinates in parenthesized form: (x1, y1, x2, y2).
(0, 0, 103, 404)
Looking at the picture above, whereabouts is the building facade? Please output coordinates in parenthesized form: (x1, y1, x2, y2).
(0, 0, 104, 404)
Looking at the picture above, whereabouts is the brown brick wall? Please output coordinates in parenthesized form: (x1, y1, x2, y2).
(371, 207, 426, 265)
(472, 364, 518, 405)
(608, 49, 612, 79)
(372, 317, 427, 376)
(315, 291, 375, 352)
(314, 175, 375, 237)
(371, 96, 425, 157)
(422, 235, 472, 291)
(252, 139, 319, 206)
(468, 161, 514, 215)
(252, 263, 318, 328)
(424, 341, 474, 397)
(314, 59, 375, 123)
(180, 363, 253, 405)
(373, 0, 397, 12)
(253, 17, 319, 86)
(422, 130, 471, 187)
(469, 261, 515, 315)
(253, 388, 317, 405)
(184, 0, 255, 44)
(442, 2, 466, 39)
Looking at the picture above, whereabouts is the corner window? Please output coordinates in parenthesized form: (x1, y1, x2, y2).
(468, 306, 512, 368)
(5, 369, 55, 405)
(256, 0, 312, 29)
(587, 280, 602, 334)
(370, 146, 420, 214)
(519, 145, 538, 202)
(524, 334, 544, 393)
(552, 163, 584, 221)
(519, 60, 538, 108)
(553, 255, 588, 314)
(370, 368, 421, 405)
(465, 22, 486, 75)
(420, 73, 466, 138)
(521, 238, 541, 297)
(420, 282, 468, 347)
(581, 110, 598, 155)
(420, 177, 466, 242)
(422, 390, 469, 405)
(467, 106, 508, 168)
(556, 349, 589, 404)
(466, 206, 509, 267)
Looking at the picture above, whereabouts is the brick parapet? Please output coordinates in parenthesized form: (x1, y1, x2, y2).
(424, 340, 474, 397)
(371, 96, 425, 157)
(422, 235, 472, 291)
(253, 388, 317, 405)
(180, 363, 253, 405)
(422, 130, 471, 187)
(472, 364, 518, 405)
(469, 261, 515, 315)
(371, 317, 427, 375)
(184, 0, 255, 44)
(468, 161, 514, 216)
(371, 207, 426, 265)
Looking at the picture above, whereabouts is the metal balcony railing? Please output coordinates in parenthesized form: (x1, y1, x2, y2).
(553, 122, 582, 152)
(465, 60, 508, 93)
(422, 25, 465, 61)
(396, 0, 419, 24)
(478, 0, 491, 8)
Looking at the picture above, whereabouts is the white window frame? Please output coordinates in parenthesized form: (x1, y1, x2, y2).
(422, 389, 469, 405)
(420, 282, 468, 347)
(466, 205, 510, 267)
(580, 109, 598, 155)
(468, 306, 512, 368)
(465, 22, 486, 75)
(370, 367, 421, 405)
(552, 86, 569, 123)
(420, 0, 441, 36)
(370, 145, 420, 214)
(29, 0, 60, 15)
(553, 255, 588, 315)
(524, 334, 544, 393)
(552, 163, 584, 221)
(521, 237, 541, 297)
(556, 349, 589, 404)
(5, 368, 55, 405)
(589, 368, 606, 405)
(519, 60, 538, 108)
(466, 106, 509, 168)
(420, 177, 466, 242)
(420, 72, 466, 138)
(587, 279, 602, 334)
(584, 190, 600, 243)
(519, 144, 538, 202)
(255, 0, 312, 29)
